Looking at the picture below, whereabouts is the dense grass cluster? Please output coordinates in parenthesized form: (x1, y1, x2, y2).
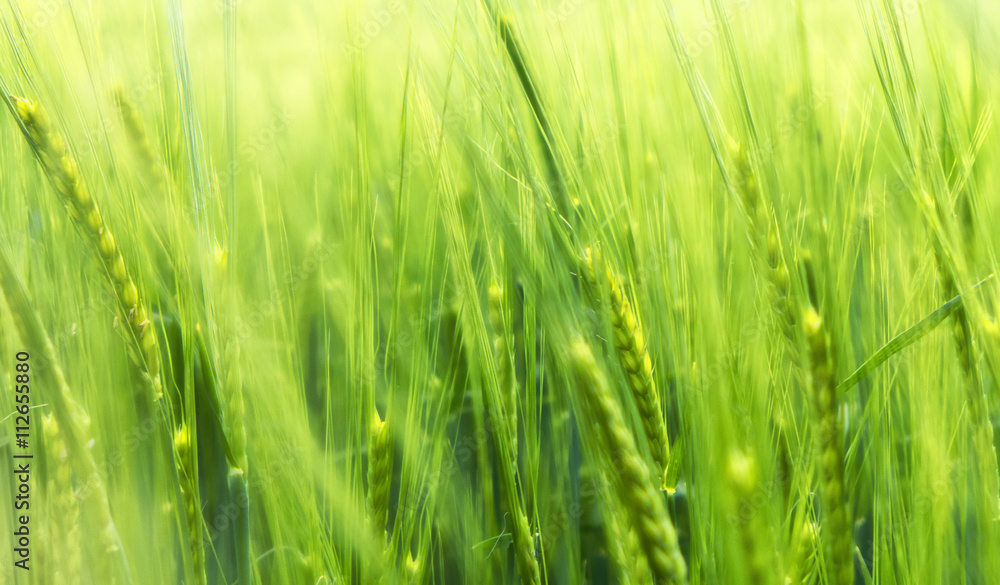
(1, 0, 999, 584)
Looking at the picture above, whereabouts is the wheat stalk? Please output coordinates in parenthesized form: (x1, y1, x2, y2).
(494, 13, 568, 215)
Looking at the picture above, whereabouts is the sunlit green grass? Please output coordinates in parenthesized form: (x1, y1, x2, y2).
(1, 1, 999, 584)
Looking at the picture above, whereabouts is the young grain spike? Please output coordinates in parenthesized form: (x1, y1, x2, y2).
(111, 86, 167, 189)
(404, 551, 425, 584)
(570, 337, 686, 585)
(725, 449, 772, 585)
(174, 424, 207, 585)
(801, 294, 851, 585)
(12, 96, 187, 579)
(728, 140, 801, 524)
(583, 248, 670, 481)
(729, 141, 794, 345)
(445, 251, 540, 585)
(11, 97, 160, 389)
(489, 282, 518, 463)
(367, 409, 394, 541)
(0, 248, 132, 585)
(926, 201, 1000, 513)
(786, 520, 819, 584)
(605, 498, 650, 585)
(43, 415, 81, 585)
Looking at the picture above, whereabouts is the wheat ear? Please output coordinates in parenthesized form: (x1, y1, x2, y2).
(786, 519, 819, 584)
(926, 210, 1000, 514)
(404, 551, 425, 584)
(583, 247, 670, 481)
(8, 101, 198, 579)
(802, 304, 851, 585)
(489, 282, 518, 464)
(111, 86, 167, 189)
(43, 415, 81, 585)
(173, 424, 207, 585)
(730, 141, 794, 346)
(729, 141, 802, 531)
(367, 409, 394, 541)
(12, 97, 160, 389)
(0, 248, 132, 585)
(725, 449, 773, 585)
(605, 496, 650, 585)
(570, 337, 686, 584)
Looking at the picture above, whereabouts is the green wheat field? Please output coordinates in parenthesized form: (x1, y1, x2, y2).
(1, 0, 999, 583)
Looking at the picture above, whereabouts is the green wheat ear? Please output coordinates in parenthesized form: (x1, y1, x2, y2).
(583, 246, 671, 483)
(800, 272, 851, 585)
(727, 139, 795, 348)
(367, 408, 394, 541)
(11, 96, 160, 391)
(570, 336, 687, 585)
(43, 415, 81, 585)
(111, 85, 169, 190)
(488, 282, 518, 464)
(0, 247, 132, 585)
(173, 423, 207, 585)
(725, 449, 773, 585)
